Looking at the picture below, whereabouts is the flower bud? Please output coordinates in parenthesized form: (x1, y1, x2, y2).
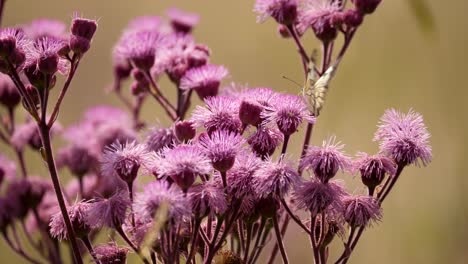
(0, 36, 16, 59)
(188, 44, 210, 68)
(174, 120, 196, 142)
(38, 53, 59, 74)
(0, 76, 21, 108)
(71, 17, 97, 41)
(239, 100, 263, 126)
(277, 25, 291, 38)
(351, 0, 382, 14)
(343, 9, 364, 28)
(69, 35, 90, 55)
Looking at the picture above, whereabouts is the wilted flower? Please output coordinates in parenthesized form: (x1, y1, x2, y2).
(180, 64, 228, 100)
(69, 15, 98, 55)
(374, 109, 432, 166)
(300, 136, 352, 183)
(49, 201, 92, 240)
(342, 195, 382, 228)
(191, 95, 242, 134)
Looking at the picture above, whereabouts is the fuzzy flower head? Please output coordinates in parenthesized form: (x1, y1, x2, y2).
(49, 201, 92, 240)
(300, 136, 352, 183)
(69, 15, 98, 55)
(57, 144, 99, 177)
(174, 120, 197, 142)
(115, 31, 165, 70)
(102, 141, 151, 184)
(0, 28, 30, 68)
(198, 130, 245, 173)
(180, 64, 228, 100)
(354, 153, 397, 190)
(254, 0, 299, 25)
(145, 126, 177, 152)
(25, 37, 69, 76)
(226, 153, 262, 199)
(374, 109, 432, 166)
(154, 145, 212, 191)
(0, 72, 20, 108)
(298, 0, 342, 42)
(189, 181, 227, 217)
(86, 190, 131, 229)
(166, 8, 200, 33)
(23, 19, 67, 40)
(191, 95, 242, 134)
(5, 178, 51, 219)
(10, 119, 42, 150)
(253, 157, 301, 199)
(294, 179, 346, 216)
(0, 155, 16, 185)
(342, 195, 382, 228)
(126, 16, 165, 34)
(248, 126, 284, 158)
(134, 181, 190, 223)
(263, 93, 314, 136)
(94, 243, 129, 264)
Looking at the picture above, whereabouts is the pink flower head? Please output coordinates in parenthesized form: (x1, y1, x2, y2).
(298, 0, 342, 42)
(226, 152, 262, 199)
(342, 195, 382, 228)
(69, 15, 97, 55)
(0, 28, 30, 67)
(101, 141, 151, 184)
(300, 136, 352, 183)
(198, 130, 245, 173)
(86, 190, 131, 229)
(189, 181, 227, 217)
(0, 72, 20, 108)
(247, 125, 284, 158)
(180, 64, 228, 100)
(134, 181, 190, 223)
(49, 201, 92, 240)
(374, 109, 432, 166)
(262, 93, 314, 136)
(145, 126, 177, 152)
(174, 120, 197, 142)
(94, 243, 129, 264)
(254, 0, 299, 25)
(25, 36, 69, 75)
(293, 179, 346, 216)
(23, 19, 67, 40)
(191, 95, 242, 134)
(166, 8, 200, 33)
(126, 16, 164, 34)
(153, 144, 212, 191)
(354, 152, 396, 189)
(10, 119, 42, 150)
(240, 87, 278, 107)
(115, 30, 165, 70)
(253, 157, 300, 199)
(57, 144, 99, 177)
(0, 154, 16, 185)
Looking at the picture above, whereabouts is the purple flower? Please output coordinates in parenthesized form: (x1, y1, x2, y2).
(294, 179, 346, 216)
(253, 157, 301, 199)
(254, 0, 299, 25)
(153, 145, 212, 191)
(0, 197, 13, 231)
(298, 0, 342, 42)
(25, 37, 69, 75)
(180, 64, 228, 100)
(0, 72, 20, 108)
(174, 120, 197, 142)
(115, 31, 165, 70)
(69, 15, 97, 55)
(351, 0, 382, 14)
(300, 136, 352, 183)
(342, 195, 382, 228)
(374, 109, 432, 166)
(145, 126, 177, 152)
(189, 181, 227, 217)
(57, 144, 99, 177)
(49, 201, 92, 240)
(0, 28, 30, 67)
(10, 119, 42, 150)
(65, 173, 100, 200)
(6, 177, 52, 218)
(166, 8, 200, 33)
(126, 16, 165, 34)
(354, 152, 396, 190)
(0, 154, 16, 185)
(198, 130, 245, 173)
(134, 181, 190, 223)
(101, 141, 151, 184)
(94, 243, 129, 264)
(247, 125, 284, 158)
(239, 87, 278, 107)
(86, 190, 131, 229)
(191, 95, 242, 134)
(226, 153, 262, 199)
(262, 93, 314, 136)
(23, 19, 67, 40)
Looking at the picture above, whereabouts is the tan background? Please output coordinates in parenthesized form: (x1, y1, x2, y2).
(1, 0, 467, 263)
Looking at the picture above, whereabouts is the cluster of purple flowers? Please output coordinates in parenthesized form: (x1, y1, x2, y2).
(0, 1, 432, 264)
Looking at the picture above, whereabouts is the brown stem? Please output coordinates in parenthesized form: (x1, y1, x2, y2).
(272, 213, 289, 264)
(280, 199, 310, 233)
(144, 71, 177, 121)
(80, 236, 100, 264)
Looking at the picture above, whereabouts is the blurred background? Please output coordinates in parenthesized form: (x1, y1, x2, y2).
(1, 0, 467, 263)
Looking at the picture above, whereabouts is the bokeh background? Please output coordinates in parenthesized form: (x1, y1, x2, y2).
(1, 0, 467, 263)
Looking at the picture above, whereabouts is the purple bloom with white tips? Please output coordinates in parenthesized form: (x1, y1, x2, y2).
(374, 109, 432, 166)
(254, 0, 298, 25)
(191, 95, 242, 134)
(298, 0, 342, 42)
(86, 190, 131, 229)
(294, 179, 347, 216)
(189, 181, 227, 217)
(253, 157, 300, 199)
(25, 36, 69, 75)
(144, 126, 177, 152)
(180, 64, 228, 100)
(49, 201, 92, 240)
(354, 152, 397, 191)
(94, 243, 129, 264)
(342, 195, 382, 228)
(226, 152, 262, 199)
(115, 31, 165, 70)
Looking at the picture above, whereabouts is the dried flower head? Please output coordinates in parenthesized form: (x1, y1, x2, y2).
(374, 109, 432, 166)
(191, 95, 242, 134)
(86, 190, 131, 229)
(253, 157, 300, 199)
(180, 64, 228, 100)
(69, 16, 98, 55)
(300, 136, 352, 183)
(342, 195, 382, 228)
(49, 201, 92, 240)
(294, 179, 346, 216)
(101, 141, 151, 184)
(351, 0, 382, 14)
(254, 0, 299, 25)
(263, 93, 314, 136)
(153, 144, 212, 191)
(354, 152, 397, 190)
(174, 120, 197, 142)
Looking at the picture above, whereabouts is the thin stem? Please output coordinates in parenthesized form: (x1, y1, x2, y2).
(280, 199, 310, 233)
(7, 61, 39, 121)
(15, 149, 27, 178)
(272, 213, 289, 264)
(115, 226, 150, 264)
(80, 236, 100, 264)
(127, 181, 135, 227)
(341, 227, 364, 264)
(250, 225, 271, 264)
(280, 134, 290, 157)
(220, 171, 227, 189)
(243, 223, 253, 263)
(187, 219, 201, 264)
(298, 123, 314, 175)
(286, 24, 311, 76)
(378, 165, 405, 204)
(309, 213, 320, 264)
(48, 57, 80, 128)
(144, 71, 177, 121)
(180, 89, 193, 120)
(248, 217, 266, 264)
